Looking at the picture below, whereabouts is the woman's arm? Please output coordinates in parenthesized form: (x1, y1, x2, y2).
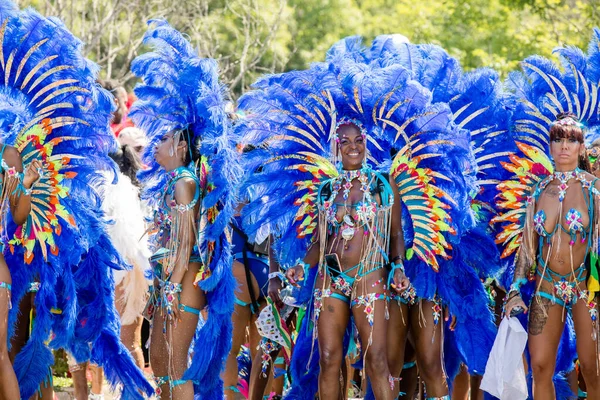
(505, 187, 539, 316)
(388, 174, 409, 292)
(3, 147, 40, 225)
(167, 177, 199, 285)
(267, 234, 284, 307)
(286, 232, 321, 287)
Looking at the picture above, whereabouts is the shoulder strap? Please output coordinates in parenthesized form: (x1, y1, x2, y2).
(372, 172, 393, 207)
(165, 168, 201, 208)
(0, 143, 7, 172)
(317, 179, 333, 205)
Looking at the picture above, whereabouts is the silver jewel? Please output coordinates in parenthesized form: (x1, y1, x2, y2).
(342, 226, 355, 241)
(343, 214, 354, 226)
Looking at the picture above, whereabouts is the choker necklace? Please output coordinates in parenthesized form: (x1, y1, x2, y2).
(551, 168, 580, 202)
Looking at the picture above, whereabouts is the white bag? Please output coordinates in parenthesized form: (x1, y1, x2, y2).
(481, 316, 528, 400)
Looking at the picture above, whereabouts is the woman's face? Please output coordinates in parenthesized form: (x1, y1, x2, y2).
(337, 124, 365, 170)
(154, 132, 181, 168)
(550, 136, 582, 170)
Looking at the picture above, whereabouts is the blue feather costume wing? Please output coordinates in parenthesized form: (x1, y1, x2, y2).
(130, 20, 240, 398)
(0, 2, 152, 398)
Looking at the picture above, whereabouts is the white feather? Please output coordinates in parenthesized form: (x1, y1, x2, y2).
(102, 171, 152, 325)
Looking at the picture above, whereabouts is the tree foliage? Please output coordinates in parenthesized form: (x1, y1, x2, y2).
(17, 0, 599, 98)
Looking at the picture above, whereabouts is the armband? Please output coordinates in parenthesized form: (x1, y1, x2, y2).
(268, 271, 285, 282)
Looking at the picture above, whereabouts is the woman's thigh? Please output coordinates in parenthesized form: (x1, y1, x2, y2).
(527, 296, 565, 370)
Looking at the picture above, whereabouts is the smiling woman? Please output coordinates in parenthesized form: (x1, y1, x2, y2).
(285, 116, 402, 400)
(337, 122, 366, 170)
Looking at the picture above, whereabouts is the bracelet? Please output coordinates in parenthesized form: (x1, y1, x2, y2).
(507, 278, 527, 297)
(162, 281, 183, 316)
(390, 260, 405, 274)
(294, 260, 309, 281)
(268, 271, 285, 282)
(387, 259, 405, 287)
(390, 255, 403, 264)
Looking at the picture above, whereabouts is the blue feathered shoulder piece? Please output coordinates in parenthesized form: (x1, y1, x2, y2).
(130, 19, 239, 398)
(0, 2, 153, 398)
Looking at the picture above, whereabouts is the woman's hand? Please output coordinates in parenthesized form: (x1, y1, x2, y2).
(391, 269, 410, 293)
(286, 265, 305, 288)
(268, 276, 284, 309)
(504, 294, 528, 318)
(23, 159, 42, 189)
(444, 307, 457, 331)
(170, 295, 181, 324)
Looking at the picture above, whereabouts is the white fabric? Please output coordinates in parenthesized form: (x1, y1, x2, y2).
(481, 316, 528, 400)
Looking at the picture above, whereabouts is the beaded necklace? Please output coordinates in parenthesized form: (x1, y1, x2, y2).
(324, 166, 376, 248)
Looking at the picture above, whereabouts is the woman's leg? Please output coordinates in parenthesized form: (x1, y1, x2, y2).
(528, 296, 565, 400)
(224, 305, 250, 400)
(352, 297, 393, 400)
(469, 375, 484, 400)
(452, 364, 470, 400)
(572, 294, 600, 400)
(317, 296, 350, 400)
(387, 299, 409, 398)
(410, 299, 447, 398)
(248, 347, 269, 400)
(119, 317, 145, 370)
(90, 364, 103, 397)
(397, 340, 418, 400)
(9, 291, 32, 362)
(114, 281, 145, 370)
(224, 260, 260, 400)
(0, 263, 20, 400)
(248, 307, 276, 400)
(150, 266, 205, 400)
(67, 356, 88, 400)
(248, 306, 290, 400)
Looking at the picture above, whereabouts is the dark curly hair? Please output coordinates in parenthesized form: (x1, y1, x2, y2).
(181, 126, 201, 165)
(110, 145, 142, 188)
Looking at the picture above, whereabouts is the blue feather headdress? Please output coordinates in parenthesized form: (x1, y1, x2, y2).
(0, 2, 153, 398)
(237, 60, 394, 265)
(130, 19, 240, 398)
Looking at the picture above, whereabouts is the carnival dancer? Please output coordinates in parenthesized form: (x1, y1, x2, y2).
(501, 28, 600, 399)
(280, 116, 401, 400)
(0, 2, 153, 398)
(326, 36, 502, 399)
(130, 19, 239, 399)
(0, 119, 41, 399)
(237, 50, 474, 399)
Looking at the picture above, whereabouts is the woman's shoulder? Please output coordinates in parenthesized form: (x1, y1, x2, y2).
(0, 144, 22, 172)
(579, 170, 600, 194)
